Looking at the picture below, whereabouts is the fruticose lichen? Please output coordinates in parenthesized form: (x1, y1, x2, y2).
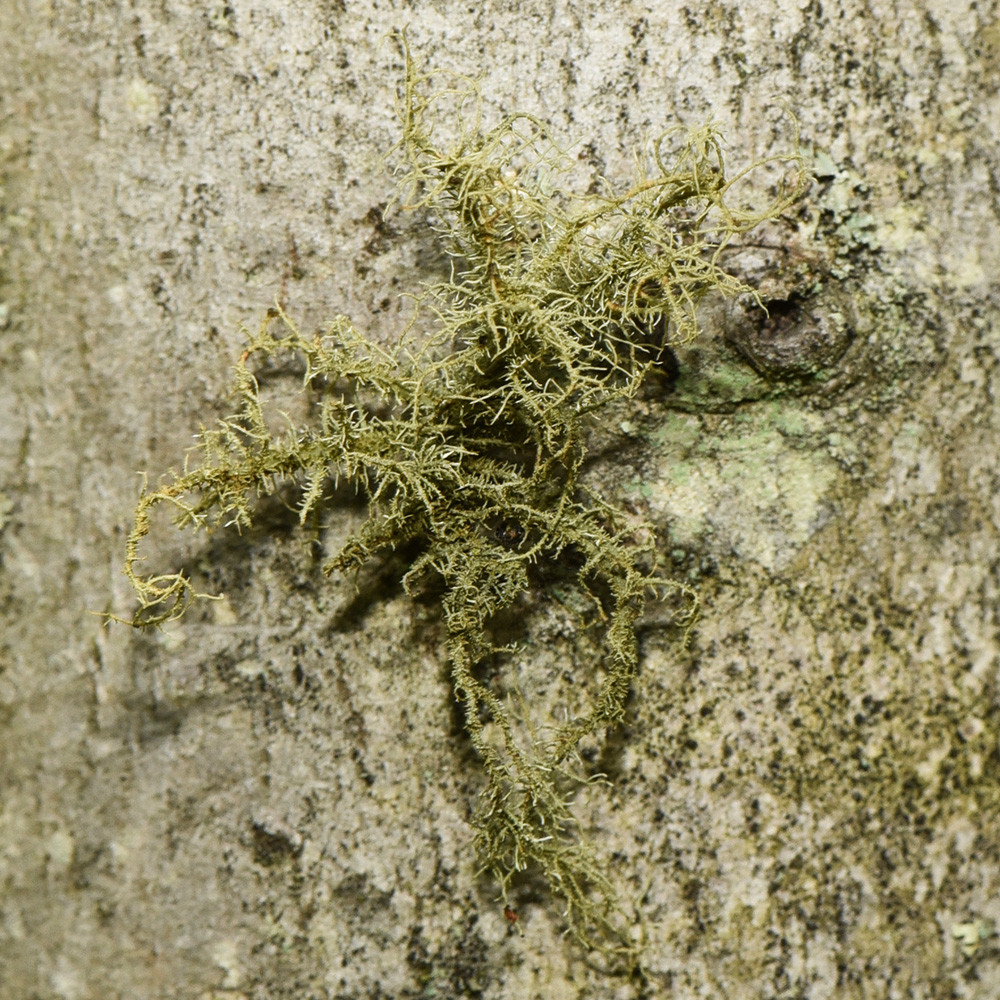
(118, 36, 804, 964)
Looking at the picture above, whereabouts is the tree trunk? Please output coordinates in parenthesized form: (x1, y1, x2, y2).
(2, 2, 998, 997)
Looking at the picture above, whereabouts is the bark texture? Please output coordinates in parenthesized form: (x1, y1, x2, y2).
(1, 2, 998, 998)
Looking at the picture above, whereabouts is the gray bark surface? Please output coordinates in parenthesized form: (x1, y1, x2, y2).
(1, 1, 998, 998)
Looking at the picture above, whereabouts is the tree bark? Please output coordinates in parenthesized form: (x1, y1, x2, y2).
(1, 2, 998, 998)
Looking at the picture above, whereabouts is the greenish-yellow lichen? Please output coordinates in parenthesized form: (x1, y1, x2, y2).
(118, 34, 804, 964)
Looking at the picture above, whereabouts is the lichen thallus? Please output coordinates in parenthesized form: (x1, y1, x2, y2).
(115, 36, 804, 965)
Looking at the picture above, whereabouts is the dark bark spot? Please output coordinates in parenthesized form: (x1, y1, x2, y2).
(723, 289, 855, 379)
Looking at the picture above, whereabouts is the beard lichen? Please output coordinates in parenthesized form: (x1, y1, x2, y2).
(118, 37, 804, 966)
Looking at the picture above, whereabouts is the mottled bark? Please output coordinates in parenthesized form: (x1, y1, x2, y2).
(1, 2, 998, 998)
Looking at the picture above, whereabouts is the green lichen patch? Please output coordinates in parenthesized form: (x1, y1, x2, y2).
(637, 400, 838, 567)
(117, 34, 803, 963)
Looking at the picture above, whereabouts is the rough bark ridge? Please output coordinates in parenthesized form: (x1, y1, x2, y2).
(1, 2, 998, 999)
